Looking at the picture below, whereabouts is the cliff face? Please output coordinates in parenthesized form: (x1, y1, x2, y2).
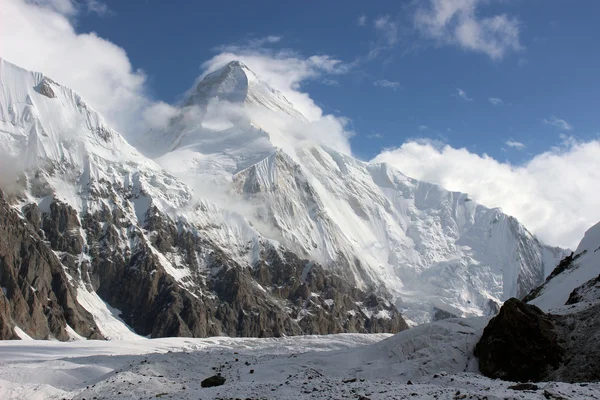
(0, 190, 102, 340)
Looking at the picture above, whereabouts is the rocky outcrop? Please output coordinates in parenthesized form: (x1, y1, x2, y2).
(35, 78, 56, 98)
(476, 292, 600, 383)
(0, 190, 102, 340)
(474, 298, 563, 382)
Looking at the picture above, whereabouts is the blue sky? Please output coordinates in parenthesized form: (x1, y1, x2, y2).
(73, 0, 600, 162)
(2, 0, 600, 248)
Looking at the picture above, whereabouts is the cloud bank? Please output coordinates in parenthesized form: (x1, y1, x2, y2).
(373, 139, 600, 249)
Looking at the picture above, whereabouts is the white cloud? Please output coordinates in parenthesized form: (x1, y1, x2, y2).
(358, 15, 367, 27)
(374, 15, 399, 46)
(84, 0, 110, 15)
(247, 35, 282, 47)
(321, 78, 339, 86)
(419, 125, 429, 131)
(367, 133, 384, 139)
(414, 0, 523, 60)
(489, 97, 503, 105)
(456, 88, 473, 101)
(372, 139, 600, 249)
(374, 79, 401, 90)
(505, 140, 525, 149)
(1, 0, 154, 138)
(544, 115, 573, 131)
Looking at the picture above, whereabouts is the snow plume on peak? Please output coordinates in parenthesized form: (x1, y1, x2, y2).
(139, 54, 353, 160)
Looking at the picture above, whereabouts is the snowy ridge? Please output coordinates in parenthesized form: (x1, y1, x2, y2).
(142, 60, 568, 323)
(528, 220, 600, 311)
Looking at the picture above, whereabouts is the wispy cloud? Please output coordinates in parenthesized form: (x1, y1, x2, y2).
(84, 0, 110, 15)
(418, 125, 428, 131)
(489, 97, 503, 106)
(358, 15, 367, 27)
(414, 0, 523, 60)
(374, 15, 399, 46)
(248, 35, 282, 47)
(374, 79, 401, 90)
(456, 88, 473, 101)
(505, 140, 526, 149)
(544, 115, 573, 131)
(321, 78, 339, 86)
(367, 133, 384, 139)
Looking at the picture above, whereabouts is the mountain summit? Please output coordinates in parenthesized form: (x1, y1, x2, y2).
(186, 60, 306, 120)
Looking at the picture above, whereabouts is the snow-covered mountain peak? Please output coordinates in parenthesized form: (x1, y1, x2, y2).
(186, 60, 306, 121)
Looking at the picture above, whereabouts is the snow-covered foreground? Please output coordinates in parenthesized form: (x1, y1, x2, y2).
(1, 319, 597, 400)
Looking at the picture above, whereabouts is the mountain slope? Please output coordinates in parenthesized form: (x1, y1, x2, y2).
(0, 57, 406, 340)
(525, 220, 600, 311)
(143, 60, 568, 324)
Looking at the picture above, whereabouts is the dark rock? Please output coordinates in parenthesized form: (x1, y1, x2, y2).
(433, 307, 458, 321)
(0, 190, 102, 340)
(201, 375, 226, 388)
(35, 78, 56, 98)
(474, 298, 563, 382)
(509, 383, 539, 391)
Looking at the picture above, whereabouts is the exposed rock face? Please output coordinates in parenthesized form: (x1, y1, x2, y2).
(78, 201, 408, 338)
(474, 298, 563, 382)
(1, 191, 408, 339)
(0, 190, 102, 340)
(476, 288, 600, 383)
(549, 302, 600, 382)
(35, 78, 56, 98)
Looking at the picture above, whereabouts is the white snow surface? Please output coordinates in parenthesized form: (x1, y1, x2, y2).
(1, 322, 598, 399)
(529, 220, 600, 311)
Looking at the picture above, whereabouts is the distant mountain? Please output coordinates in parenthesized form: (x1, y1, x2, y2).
(142, 60, 567, 324)
(0, 57, 406, 340)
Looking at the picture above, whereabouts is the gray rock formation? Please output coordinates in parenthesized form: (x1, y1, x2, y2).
(0, 190, 102, 340)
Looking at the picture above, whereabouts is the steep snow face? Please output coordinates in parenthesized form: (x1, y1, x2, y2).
(529, 221, 600, 311)
(234, 146, 567, 322)
(145, 60, 568, 324)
